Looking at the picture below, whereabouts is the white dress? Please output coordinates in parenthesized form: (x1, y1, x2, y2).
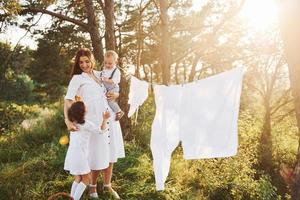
(64, 121, 106, 175)
(65, 70, 125, 170)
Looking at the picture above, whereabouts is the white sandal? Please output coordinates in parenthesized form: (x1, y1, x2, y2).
(89, 184, 99, 198)
(103, 183, 120, 199)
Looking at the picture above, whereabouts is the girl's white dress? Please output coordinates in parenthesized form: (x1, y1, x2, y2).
(64, 121, 106, 175)
(64, 70, 125, 170)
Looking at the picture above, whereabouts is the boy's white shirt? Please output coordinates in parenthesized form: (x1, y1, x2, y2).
(102, 66, 121, 85)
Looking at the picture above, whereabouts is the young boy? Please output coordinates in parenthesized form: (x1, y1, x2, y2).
(100, 50, 124, 120)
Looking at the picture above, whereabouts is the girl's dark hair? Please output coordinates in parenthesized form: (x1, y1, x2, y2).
(67, 101, 85, 124)
(70, 48, 95, 77)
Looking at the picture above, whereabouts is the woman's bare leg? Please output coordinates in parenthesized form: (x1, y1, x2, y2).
(89, 170, 101, 194)
(103, 163, 113, 185)
(102, 163, 120, 199)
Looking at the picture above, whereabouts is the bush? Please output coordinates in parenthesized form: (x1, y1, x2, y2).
(0, 102, 40, 135)
(0, 68, 36, 102)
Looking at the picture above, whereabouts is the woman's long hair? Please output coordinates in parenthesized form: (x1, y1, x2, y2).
(70, 48, 95, 77)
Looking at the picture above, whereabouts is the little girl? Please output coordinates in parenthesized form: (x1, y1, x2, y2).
(64, 101, 110, 200)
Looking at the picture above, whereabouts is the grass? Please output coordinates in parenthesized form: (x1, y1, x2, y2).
(0, 100, 297, 199)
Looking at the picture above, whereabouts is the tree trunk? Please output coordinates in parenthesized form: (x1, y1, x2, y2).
(84, 0, 104, 63)
(278, 1, 300, 199)
(260, 101, 273, 173)
(118, 57, 132, 140)
(103, 0, 116, 50)
(188, 55, 200, 82)
(114, 13, 132, 140)
(159, 0, 171, 85)
(174, 62, 179, 84)
(135, 8, 143, 79)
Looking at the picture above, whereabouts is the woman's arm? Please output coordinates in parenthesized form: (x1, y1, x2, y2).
(64, 99, 78, 131)
(64, 75, 81, 131)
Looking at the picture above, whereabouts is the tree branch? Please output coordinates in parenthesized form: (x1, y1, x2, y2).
(271, 98, 294, 116)
(20, 7, 89, 30)
(274, 108, 295, 124)
(171, 0, 246, 65)
(97, 0, 105, 12)
(0, 13, 10, 22)
(270, 88, 292, 115)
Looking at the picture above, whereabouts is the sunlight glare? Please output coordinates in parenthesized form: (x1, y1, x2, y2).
(241, 0, 278, 30)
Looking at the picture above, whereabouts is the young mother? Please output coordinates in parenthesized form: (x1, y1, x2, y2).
(64, 48, 125, 199)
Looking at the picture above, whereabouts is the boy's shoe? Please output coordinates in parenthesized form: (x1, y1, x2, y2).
(115, 110, 124, 121)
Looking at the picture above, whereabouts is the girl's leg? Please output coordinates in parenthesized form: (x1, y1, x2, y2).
(70, 175, 81, 197)
(73, 174, 89, 200)
(81, 173, 90, 185)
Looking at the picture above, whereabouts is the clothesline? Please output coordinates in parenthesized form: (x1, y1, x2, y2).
(127, 66, 245, 118)
(126, 66, 245, 87)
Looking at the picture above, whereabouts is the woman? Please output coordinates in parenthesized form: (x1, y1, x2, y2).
(64, 48, 125, 199)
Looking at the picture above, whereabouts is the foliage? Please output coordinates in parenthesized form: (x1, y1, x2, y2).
(0, 99, 297, 199)
(0, 102, 41, 135)
(0, 43, 36, 102)
(0, 69, 36, 102)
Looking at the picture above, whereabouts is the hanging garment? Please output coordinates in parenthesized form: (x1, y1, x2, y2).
(150, 66, 244, 190)
(128, 76, 149, 117)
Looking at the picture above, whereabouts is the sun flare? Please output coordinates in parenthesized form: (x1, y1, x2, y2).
(241, 0, 278, 30)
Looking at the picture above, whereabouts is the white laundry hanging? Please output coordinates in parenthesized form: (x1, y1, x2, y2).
(150, 66, 244, 190)
(127, 76, 149, 117)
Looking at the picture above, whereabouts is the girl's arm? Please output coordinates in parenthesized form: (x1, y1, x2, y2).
(83, 117, 109, 134)
(100, 118, 109, 131)
(81, 121, 103, 134)
(100, 110, 111, 132)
